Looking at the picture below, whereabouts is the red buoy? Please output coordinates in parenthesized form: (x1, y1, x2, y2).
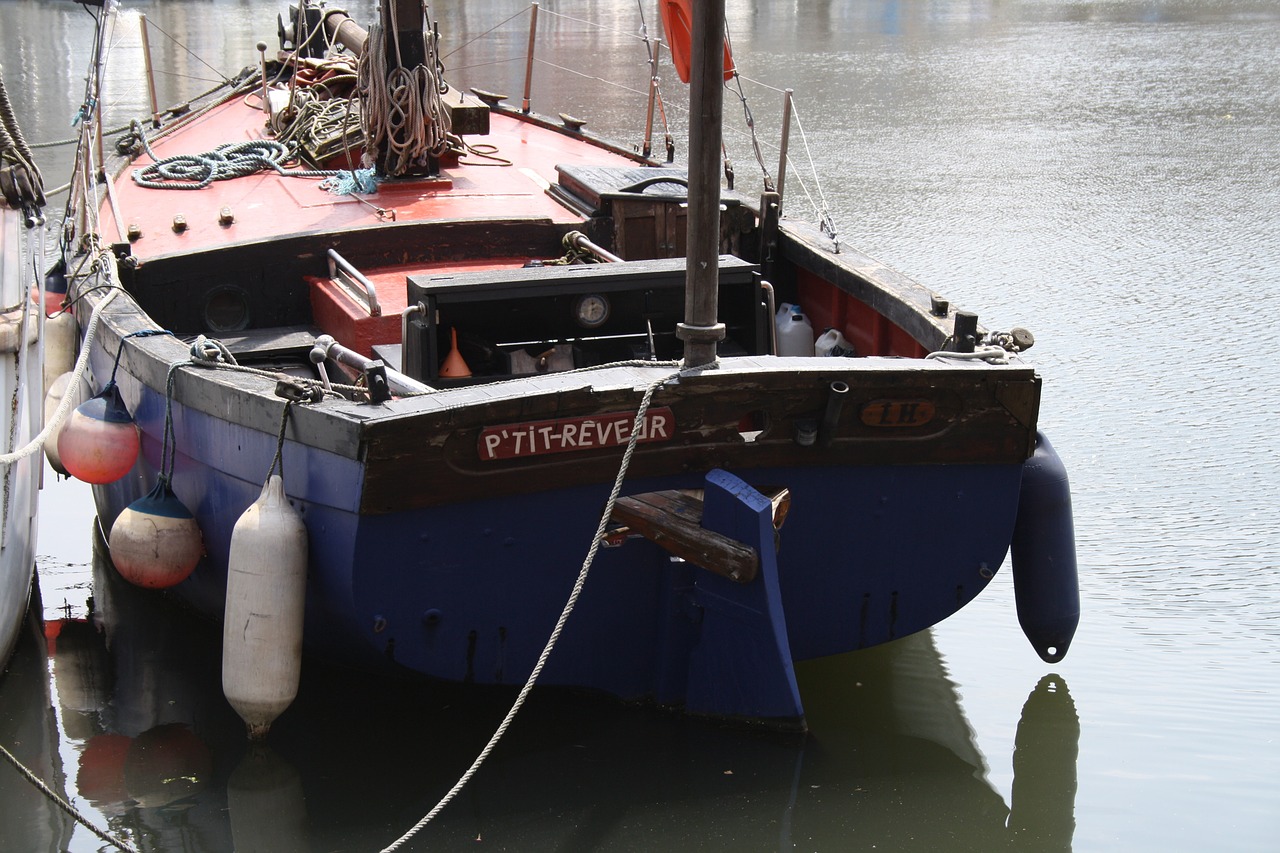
(56, 382, 140, 484)
(108, 478, 204, 589)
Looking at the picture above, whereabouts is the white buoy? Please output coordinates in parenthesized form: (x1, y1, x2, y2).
(108, 479, 204, 589)
(222, 474, 307, 740)
(43, 370, 88, 476)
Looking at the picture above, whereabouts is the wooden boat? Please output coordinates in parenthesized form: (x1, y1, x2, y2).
(56, 0, 1079, 734)
(0, 67, 47, 671)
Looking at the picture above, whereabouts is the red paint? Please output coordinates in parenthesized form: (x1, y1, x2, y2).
(797, 268, 927, 359)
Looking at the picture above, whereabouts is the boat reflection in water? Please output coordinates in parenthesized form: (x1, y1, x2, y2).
(0, 595, 74, 853)
(20, 526, 1079, 850)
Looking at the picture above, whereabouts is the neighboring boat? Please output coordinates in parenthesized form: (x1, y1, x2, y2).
(0, 66, 47, 671)
(57, 0, 1079, 734)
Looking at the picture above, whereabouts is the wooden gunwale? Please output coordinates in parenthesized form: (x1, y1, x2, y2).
(78, 273, 1039, 517)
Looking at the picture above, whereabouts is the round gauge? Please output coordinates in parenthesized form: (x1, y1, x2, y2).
(573, 293, 610, 329)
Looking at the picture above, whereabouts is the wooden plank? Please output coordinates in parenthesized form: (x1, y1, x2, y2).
(217, 325, 317, 358)
(610, 490, 759, 584)
(357, 366, 1040, 512)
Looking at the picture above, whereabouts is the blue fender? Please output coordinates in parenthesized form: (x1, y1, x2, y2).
(1011, 432, 1080, 663)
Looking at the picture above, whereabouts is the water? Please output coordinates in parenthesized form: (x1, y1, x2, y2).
(2, 0, 1279, 850)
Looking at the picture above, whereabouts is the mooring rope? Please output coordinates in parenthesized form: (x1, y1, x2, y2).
(380, 362, 691, 851)
(0, 741, 138, 852)
(926, 345, 1011, 365)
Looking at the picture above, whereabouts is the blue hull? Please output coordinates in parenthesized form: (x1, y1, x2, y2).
(93, 370, 1022, 716)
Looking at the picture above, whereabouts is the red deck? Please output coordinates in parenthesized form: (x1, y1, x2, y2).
(105, 96, 638, 262)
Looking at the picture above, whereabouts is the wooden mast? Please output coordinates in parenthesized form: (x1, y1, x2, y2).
(677, 0, 727, 368)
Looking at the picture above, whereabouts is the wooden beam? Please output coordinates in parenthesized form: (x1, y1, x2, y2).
(611, 489, 758, 583)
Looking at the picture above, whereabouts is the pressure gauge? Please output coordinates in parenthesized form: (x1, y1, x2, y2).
(573, 293, 610, 329)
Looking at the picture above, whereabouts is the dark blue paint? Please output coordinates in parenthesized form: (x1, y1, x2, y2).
(1011, 432, 1081, 663)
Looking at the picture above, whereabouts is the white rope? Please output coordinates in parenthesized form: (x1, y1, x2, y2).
(925, 345, 1010, 365)
(358, 15, 452, 176)
(0, 251, 121, 467)
(0, 741, 138, 852)
(380, 365, 685, 852)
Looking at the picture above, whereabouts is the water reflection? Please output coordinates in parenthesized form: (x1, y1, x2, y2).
(1009, 675, 1079, 852)
(0, 524, 1083, 850)
(0, 600, 74, 853)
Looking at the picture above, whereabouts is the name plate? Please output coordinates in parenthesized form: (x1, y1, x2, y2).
(479, 408, 675, 460)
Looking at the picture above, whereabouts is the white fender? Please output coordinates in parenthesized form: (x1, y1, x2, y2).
(222, 474, 308, 740)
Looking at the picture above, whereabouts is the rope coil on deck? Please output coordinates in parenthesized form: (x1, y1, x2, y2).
(129, 120, 342, 189)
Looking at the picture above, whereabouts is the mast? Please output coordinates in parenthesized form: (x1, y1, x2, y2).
(677, 0, 727, 368)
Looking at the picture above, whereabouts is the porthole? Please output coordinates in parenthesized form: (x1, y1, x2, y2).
(204, 286, 250, 332)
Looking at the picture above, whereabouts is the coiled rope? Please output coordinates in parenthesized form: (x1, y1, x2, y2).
(358, 16, 452, 176)
(272, 91, 359, 155)
(380, 361, 696, 851)
(129, 120, 341, 190)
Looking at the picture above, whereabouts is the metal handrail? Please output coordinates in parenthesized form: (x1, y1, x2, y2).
(326, 248, 382, 316)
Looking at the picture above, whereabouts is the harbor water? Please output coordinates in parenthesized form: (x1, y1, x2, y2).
(2, 0, 1278, 850)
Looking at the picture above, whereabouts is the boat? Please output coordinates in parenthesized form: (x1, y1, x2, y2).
(0, 67, 47, 671)
(54, 0, 1079, 735)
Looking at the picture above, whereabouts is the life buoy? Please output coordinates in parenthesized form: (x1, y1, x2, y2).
(659, 0, 735, 85)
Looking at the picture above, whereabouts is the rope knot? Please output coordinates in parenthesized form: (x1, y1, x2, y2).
(189, 335, 238, 366)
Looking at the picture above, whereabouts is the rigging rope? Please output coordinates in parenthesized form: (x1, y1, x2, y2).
(358, 16, 452, 176)
(0, 63, 46, 222)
